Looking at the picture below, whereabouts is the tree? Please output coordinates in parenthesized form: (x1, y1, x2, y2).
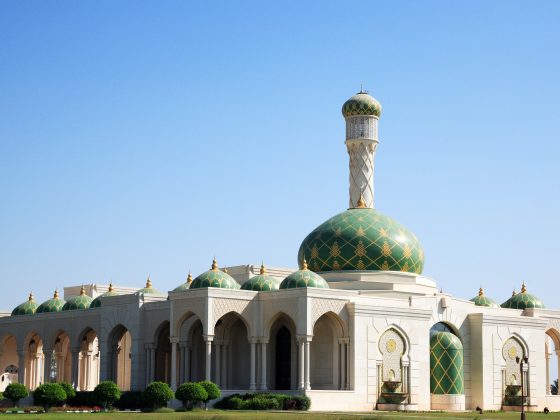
(175, 382, 207, 409)
(59, 383, 76, 403)
(33, 383, 67, 411)
(552, 379, 558, 395)
(4, 383, 29, 407)
(144, 381, 174, 409)
(198, 381, 221, 408)
(93, 381, 122, 409)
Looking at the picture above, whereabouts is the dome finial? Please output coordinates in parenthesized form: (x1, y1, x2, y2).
(260, 261, 267, 275)
(53, 289, 59, 299)
(521, 281, 527, 294)
(145, 275, 152, 289)
(187, 272, 193, 284)
(211, 257, 218, 271)
(356, 191, 366, 208)
(359, 83, 368, 94)
(512, 288, 517, 297)
(478, 286, 484, 297)
(80, 285, 86, 296)
(302, 256, 308, 270)
(224, 266, 229, 274)
(28, 291, 34, 301)
(108, 282, 114, 292)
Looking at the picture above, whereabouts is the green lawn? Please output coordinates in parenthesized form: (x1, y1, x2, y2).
(0, 411, 555, 420)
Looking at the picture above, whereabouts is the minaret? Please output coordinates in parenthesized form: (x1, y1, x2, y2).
(342, 89, 382, 208)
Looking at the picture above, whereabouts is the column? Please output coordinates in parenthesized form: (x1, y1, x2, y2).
(260, 341, 267, 391)
(556, 350, 560, 393)
(43, 350, 52, 384)
(178, 344, 186, 384)
(204, 336, 213, 382)
(71, 349, 79, 390)
(85, 351, 93, 390)
(220, 342, 227, 388)
(249, 340, 256, 390)
(304, 338, 311, 391)
(546, 350, 551, 394)
(184, 342, 191, 383)
(170, 337, 179, 390)
(339, 340, 346, 390)
(215, 342, 221, 387)
(144, 345, 151, 387)
(17, 352, 25, 385)
(298, 338, 305, 390)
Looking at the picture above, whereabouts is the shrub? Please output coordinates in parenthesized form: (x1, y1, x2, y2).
(244, 396, 280, 410)
(292, 395, 311, 410)
(67, 391, 95, 407)
(33, 383, 67, 410)
(215, 392, 310, 411)
(116, 391, 145, 410)
(0, 392, 3, 401)
(144, 382, 174, 409)
(226, 396, 243, 410)
(59, 383, 76, 402)
(93, 381, 121, 409)
(198, 381, 220, 407)
(175, 382, 207, 408)
(4, 383, 29, 406)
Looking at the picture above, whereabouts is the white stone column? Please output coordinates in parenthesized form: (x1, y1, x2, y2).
(85, 351, 93, 390)
(43, 349, 52, 383)
(71, 349, 79, 390)
(546, 350, 551, 394)
(17, 352, 25, 385)
(260, 341, 267, 391)
(298, 338, 305, 390)
(170, 337, 179, 390)
(304, 339, 311, 391)
(339, 340, 346, 390)
(557, 350, 560, 392)
(184, 343, 191, 383)
(221, 343, 227, 388)
(178, 343, 186, 384)
(204, 336, 213, 382)
(144, 345, 151, 387)
(215, 342, 221, 387)
(249, 340, 257, 390)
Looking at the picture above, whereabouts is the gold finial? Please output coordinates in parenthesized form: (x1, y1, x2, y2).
(521, 281, 527, 294)
(28, 291, 34, 301)
(145, 275, 152, 288)
(512, 289, 517, 297)
(53, 289, 59, 299)
(80, 285, 86, 296)
(108, 282, 114, 292)
(187, 272, 193, 284)
(356, 191, 366, 208)
(302, 257, 308, 270)
(260, 262, 267, 275)
(478, 287, 484, 297)
(211, 257, 218, 271)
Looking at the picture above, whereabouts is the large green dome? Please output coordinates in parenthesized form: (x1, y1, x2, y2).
(90, 284, 118, 308)
(62, 287, 93, 311)
(298, 208, 424, 274)
(241, 264, 281, 291)
(501, 284, 544, 309)
(190, 259, 240, 290)
(37, 290, 66, 313)
(470, 288, 498, 308)
(12, 293, 38, 316)
(279, 260, 329, 289)
(342, 91, 382, 118)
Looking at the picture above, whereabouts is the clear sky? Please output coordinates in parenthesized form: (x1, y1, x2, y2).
(1, 1, 559, 316)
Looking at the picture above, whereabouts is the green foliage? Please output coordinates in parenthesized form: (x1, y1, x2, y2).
(198, 380, 221, 403)
(93, 381, 121, 408)
(175, 382, 207, 408)
(67, 391, 95, 407)
(144, 381, 174, 409)
(215, 392, 310, 411)
(552, 379, 558, 395)
(59, 383, 76, 402)
(0, 392, 3, 401)
(4, 383, 29, 406)
(33, 383, 67, 410)
(116, 391, 146, 410)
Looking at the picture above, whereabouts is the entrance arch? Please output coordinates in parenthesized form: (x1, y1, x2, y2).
(0, 334, 18, 390)
(24, 332, 44, 390)
(268, 313, 297, 390)
(310, 312, 345, 390)
(214, 312, 250, 389)
(77, 328, 99, 391)
(52, 331, 71, 384)
(546, 329, 559, 395)
(154, 322, 171, 384)
(108, 325, 132, 391)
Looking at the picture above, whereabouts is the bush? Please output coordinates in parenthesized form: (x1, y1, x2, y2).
(59, 383, 75, 402)
(4, 383, 29, 406)
(116, 391, 145, 410)
(244, 396, 280, 410)
(215, 392, 310, 411)
(175, 382, 207, 408)
(67, 391, 95, 407)
(225, 396, 243, 410)
(198, 381, 220, 407)
(144, 382, 174, 409)
(93, 381, 121, 409)
(33, 383, 67, 410)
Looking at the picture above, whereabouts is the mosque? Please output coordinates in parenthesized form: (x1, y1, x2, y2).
(1, 91, 559, 412)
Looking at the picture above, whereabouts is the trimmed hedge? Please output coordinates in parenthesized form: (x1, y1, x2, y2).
(3, 383, 29, 406)
(93, 381, 121, 409)
(33, 383, 67, 409)
(215, 392, 310, 411)
(175, 382, 207, 408)
(144, 382, 174, 409)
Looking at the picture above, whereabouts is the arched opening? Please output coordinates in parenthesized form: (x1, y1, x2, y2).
(502, 336, 529, 406)
(52, 331, 71, 384)
(377, 327, 409, 405)
(78, 328, 99, 391)
(545, 329, 559, 395)
(310, 313, 345, 390)
(108, 325, 132, 391)
(268, 313, 297, 390)
(154, 322, 171, 384)
(178, 316, 204, 383)
(0, 334, 18, 391)
(429, 322, 465, 411)
(214, 312, 251, 389)
(24, 332, 44, 390)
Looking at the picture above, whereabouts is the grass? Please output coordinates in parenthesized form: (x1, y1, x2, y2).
(0, 410, 556, 420)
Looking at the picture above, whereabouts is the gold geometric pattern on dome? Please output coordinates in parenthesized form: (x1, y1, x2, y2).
(430, 332, 464, 395)
(298, 208, 424, 274)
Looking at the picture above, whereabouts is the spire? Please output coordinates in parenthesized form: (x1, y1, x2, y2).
(145, 276, 152, 289)
(302, 257, 308, 270)
(187, 272, 193, 284)
(80, 285, 86, 296)
(108, 283, 114, 292)
(260, 262, 267, 275)
(356, 191, 366, 208)
(28, 291, 34, 301)
(521, 281, 527, 294)
(512, 288, 517, 297)
(224, 266, 229, 274)
(53, 289, 59, 299)
(211, 257, 218, 271)
(478, 287, 484, 297)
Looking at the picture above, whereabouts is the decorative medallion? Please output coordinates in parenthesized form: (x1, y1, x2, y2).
(508, 346, 518, 360)
(386, 339, 397, 353)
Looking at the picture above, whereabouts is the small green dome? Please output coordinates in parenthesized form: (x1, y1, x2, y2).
(279, 260, 329, 289)
(342, 91, 382, 118)
(37, 290, 66, 313)
(137, 277, 165, 296)
(173, 273, 193, 292)
(62, 287, 93, 311)
(501, 283, 545, 309)
(190, 259, 240, 290)
(90, 284, 118, 308)
(298, 208, 424, 274)
(241, 264, 281, 291)
(11, 293, 38, 316)
(470, 287, 498, 308)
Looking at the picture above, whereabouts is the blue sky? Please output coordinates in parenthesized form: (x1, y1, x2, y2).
(1, 0, 559, 315)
